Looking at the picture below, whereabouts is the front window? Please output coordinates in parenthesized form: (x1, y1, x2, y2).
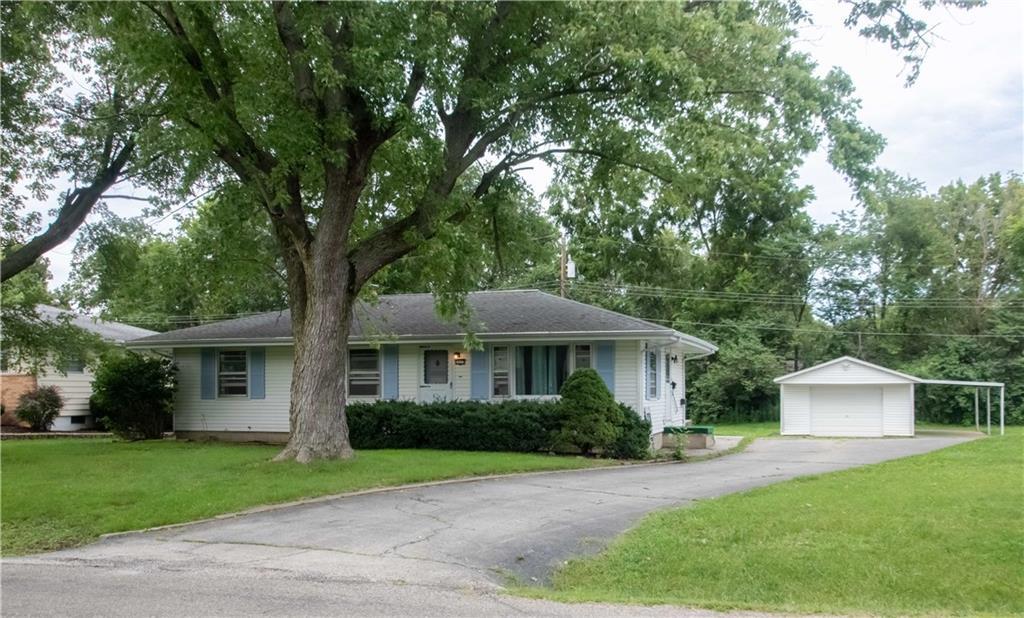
(515, 345, 569, 395)
(218, 350, 248, 396)
(665, 353, 672, 384)
(492, 346, 510, 397)
(646, 349, 658, 399)
(64, 357, 85, 373)
(349, 349, 380, 396)
(574, 344, 592, 370)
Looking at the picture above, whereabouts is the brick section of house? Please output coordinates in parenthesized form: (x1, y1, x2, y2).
(1, 374, 37, 426)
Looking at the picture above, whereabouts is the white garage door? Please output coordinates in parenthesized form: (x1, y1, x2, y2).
(810, 385, 883, 437)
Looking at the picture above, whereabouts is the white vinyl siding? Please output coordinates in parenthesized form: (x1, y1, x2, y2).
(614, 339, 641, 416)
(37, 364, 96, 429)
(173, 347, 292, 433)
(780, 384, 811, 435)
(882, 384, 914, 436)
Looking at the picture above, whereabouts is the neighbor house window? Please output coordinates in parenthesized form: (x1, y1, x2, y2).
(646, 349, 658, 399)
(218, 350, 248, 396)
(348, 349, 380, 397)
(515, 345, 569, 395)
(69, 416, 87, 425)
(64, 357, 85, 373)
(574, 344, 592, 370)
(492, 346, 510, 397)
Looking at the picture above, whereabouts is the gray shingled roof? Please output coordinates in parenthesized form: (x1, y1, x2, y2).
(37, 305, 157, 343)
(129, 290, 715, 351)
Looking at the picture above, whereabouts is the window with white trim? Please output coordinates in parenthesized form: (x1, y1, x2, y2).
(646, 349, 658, 399)
(492, 345, 510, 397)
(665, 353, 672, 384)
(574, 344, 592, 370)
(515, 345, 569, 395)
(348, 349, 380, 397)
(218, 350, 248, 396)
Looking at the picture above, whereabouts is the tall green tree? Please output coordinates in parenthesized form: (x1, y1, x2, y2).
(63, 200, 288, 329)
(38, 0, 967, 461)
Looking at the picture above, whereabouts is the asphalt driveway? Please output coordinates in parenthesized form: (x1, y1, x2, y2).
(2, 435, 972, 617)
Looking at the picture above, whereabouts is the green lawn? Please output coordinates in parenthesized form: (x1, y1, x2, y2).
(708, 421, 779, 440)
(1, 439, 608, 556)
(533, 427, 1023, 616)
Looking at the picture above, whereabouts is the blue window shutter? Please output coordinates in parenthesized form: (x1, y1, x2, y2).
(249, 348, 266, 399)
(200, 348, 216, 400)
(381, 345, 399, 400)
(470, 347, 490, 400)
(595, 341, 615, 394)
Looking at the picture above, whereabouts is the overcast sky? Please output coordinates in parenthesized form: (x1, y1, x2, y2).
(795, 0, 1023, 222)
(36, 1, 1024, 288)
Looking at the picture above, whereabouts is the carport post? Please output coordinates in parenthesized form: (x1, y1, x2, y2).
(974, 388, 980, 432)
(1000, 386, 1005, 436)
(986, 388, 991, 436)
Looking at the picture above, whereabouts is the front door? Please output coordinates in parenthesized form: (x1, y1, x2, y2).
(419, 349, 452, 402)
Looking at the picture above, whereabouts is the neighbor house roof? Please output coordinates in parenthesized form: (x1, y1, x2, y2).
(127, 290, 717, 354)
(37, 305, 156, 343)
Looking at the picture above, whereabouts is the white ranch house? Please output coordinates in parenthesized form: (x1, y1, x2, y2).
(129, 290, 718, 446)
(0, 305, 156, 430)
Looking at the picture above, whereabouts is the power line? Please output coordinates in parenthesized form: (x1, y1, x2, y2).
(547, 280, 1024, 309)
(630, 315, 1023, 340)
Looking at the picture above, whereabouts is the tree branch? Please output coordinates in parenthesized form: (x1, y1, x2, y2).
(272, 1, 321, 115)
(2, 138, 136, 282)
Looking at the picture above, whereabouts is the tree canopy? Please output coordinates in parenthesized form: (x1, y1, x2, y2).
(1, 0, 1000, 459)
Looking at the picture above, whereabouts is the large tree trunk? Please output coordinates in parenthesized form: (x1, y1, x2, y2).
(273, 260, 358, 463)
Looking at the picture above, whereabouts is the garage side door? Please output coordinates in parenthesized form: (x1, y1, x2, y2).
(810, 385, 883, 437)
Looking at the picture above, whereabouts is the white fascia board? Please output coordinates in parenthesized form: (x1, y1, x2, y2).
(918, 379, 1005, 388)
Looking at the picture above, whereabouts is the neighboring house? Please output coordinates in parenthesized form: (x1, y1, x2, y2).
(1, 305, 156, 431)
(128, 290, 717, 446)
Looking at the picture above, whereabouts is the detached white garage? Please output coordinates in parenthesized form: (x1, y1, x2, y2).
(776, 356, 917, 437)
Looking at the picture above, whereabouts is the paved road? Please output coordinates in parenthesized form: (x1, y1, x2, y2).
(3, 435, 971, 617)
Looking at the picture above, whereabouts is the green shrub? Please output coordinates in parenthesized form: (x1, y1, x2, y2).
(346, 382, 651, 459)
(689, 335, 781, 423)
(346, 399, 563, 452)
(556, 368, 624, 455)
(91, 352, 176, 440)
(15, 386, 63, 431)
(606, 403, 652, 460)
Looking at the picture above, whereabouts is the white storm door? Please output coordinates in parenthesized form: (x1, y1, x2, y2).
(419, 349, 452, 402)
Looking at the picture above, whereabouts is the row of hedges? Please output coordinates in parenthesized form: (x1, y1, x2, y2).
(347, 399, 650, 459)
(347, 370, 652, 459)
